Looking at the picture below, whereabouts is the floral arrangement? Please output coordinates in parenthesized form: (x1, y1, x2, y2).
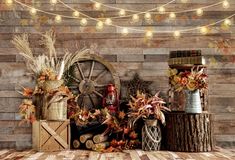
(18, 99, 36, 124)
(12, 30, 89, 123)
(128, 91, 170, 127)
(168, 67, 208, 92)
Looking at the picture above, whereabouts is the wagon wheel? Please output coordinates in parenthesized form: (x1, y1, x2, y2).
(66, 53, 120, 109)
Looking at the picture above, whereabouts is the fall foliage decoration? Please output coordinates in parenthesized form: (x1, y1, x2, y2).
(128, 91, 170, 127)
(169, 67, 208, 92)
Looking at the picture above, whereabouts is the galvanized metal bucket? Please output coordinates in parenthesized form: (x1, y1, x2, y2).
(185, 89, 202, 113)
(47, 100, 67, 120)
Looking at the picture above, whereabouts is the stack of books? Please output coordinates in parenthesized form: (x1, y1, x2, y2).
(168, 50, 205, 66)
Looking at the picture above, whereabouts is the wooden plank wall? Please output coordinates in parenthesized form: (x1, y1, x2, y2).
(0, 0, 234, 149)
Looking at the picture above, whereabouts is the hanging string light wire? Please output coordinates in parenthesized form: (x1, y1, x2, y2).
(86, 0, 226, 18)
(60, 0, 176, 19)
(13, 0, 234, 34)
(89, 0, 175, 13)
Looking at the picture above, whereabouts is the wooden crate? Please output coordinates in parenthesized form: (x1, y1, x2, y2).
(32, 120, 70, 152)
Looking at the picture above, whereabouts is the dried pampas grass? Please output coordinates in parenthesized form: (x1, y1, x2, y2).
(12, 30, 90, 79)
(63, 48, 90, 71)
(11, 34, 34, 62)
(40, 30, 57, 60)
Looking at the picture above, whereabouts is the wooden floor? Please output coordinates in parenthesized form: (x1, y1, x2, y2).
(0, 148, 234, 160)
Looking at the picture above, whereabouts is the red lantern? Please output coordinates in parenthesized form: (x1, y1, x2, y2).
(102, 84, 119, 115)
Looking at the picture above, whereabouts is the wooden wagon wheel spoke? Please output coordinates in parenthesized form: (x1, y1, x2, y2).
(88, 95, 95, 108)
(88, 61, 95, 80)
(93, 90, 103, 98)
(94, 84, 107, 88)
(68, 86, 78, 89)
(94, 70, 107, 82)
(78, 94, 85, 107)
(68, 74, 80, 84)
(76, 62, 85, 80)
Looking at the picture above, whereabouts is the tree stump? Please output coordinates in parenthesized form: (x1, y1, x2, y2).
(166, 112, 214, 152)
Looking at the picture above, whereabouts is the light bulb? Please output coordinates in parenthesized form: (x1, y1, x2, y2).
(94, 2, 101, 10)
(224, 18, 232, 26)
(181, 0, 188, 3)
(73, 11, 79, 17)
(122, 28, 128, 36)
(196, 8, 203, 16)
(223, 0, 230, 9)
(132, 14, 139, 23)
(55, 15, 62, 23)
(145, 31, 153, 39)
(5, 0, 13, 6)
(200, 27, 208, 35)
(80, 18, 88, 26)
(169, 12, 176, 19)
(96, 21, 104, 31)
(144, 12, 151, 20)
(30, 8, 37, 16)
(105, 18, 112, 25)
(119, 9, 126, 16)
(158, 7, 165, 14)
(174, 31, 181, 39)
(50, 0, 57, 5)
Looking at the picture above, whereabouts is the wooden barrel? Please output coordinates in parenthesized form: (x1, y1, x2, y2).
(166, 112, 214, 152)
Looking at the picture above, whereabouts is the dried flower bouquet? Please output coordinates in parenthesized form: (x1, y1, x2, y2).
(168, 67, 208, 92)
(12, 30, 89, 123)
(128, 91, 170, 127)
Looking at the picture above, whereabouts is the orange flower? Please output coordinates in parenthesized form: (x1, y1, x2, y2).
(23, 88, 33, 97)
(173, 75, 181, 83)
(180, 77, 188, 86)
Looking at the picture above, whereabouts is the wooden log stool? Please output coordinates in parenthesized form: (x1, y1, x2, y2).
(166, 112, 214, 152)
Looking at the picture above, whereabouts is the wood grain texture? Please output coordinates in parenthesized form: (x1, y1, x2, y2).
(0, 0, 234, 149)
(0, 149, 234, 160)
(166, 113, 214, 152)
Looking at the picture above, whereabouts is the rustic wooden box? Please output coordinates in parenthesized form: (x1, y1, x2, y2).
(32, 120, 70, 152)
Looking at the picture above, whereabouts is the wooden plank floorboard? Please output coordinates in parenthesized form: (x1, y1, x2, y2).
(0, 149, 234, 160)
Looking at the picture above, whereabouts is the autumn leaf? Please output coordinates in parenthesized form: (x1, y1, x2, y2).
(118, 111, 126, 119)
(23, 88, 33, 97)
(129, 131, 138, 139)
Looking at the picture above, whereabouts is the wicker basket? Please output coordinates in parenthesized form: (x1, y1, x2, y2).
(142, 119, 162, 151)
(43, 80, 64, 92)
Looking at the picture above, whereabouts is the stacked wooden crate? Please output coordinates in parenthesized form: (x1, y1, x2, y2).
(32, 120, 70, 152)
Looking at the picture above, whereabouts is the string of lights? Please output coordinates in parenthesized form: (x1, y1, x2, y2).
(88, 0, 230, 19)
(90, 0, 176, 13)
(57, 0, 231, 26)
(6, 0, 234, 39)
